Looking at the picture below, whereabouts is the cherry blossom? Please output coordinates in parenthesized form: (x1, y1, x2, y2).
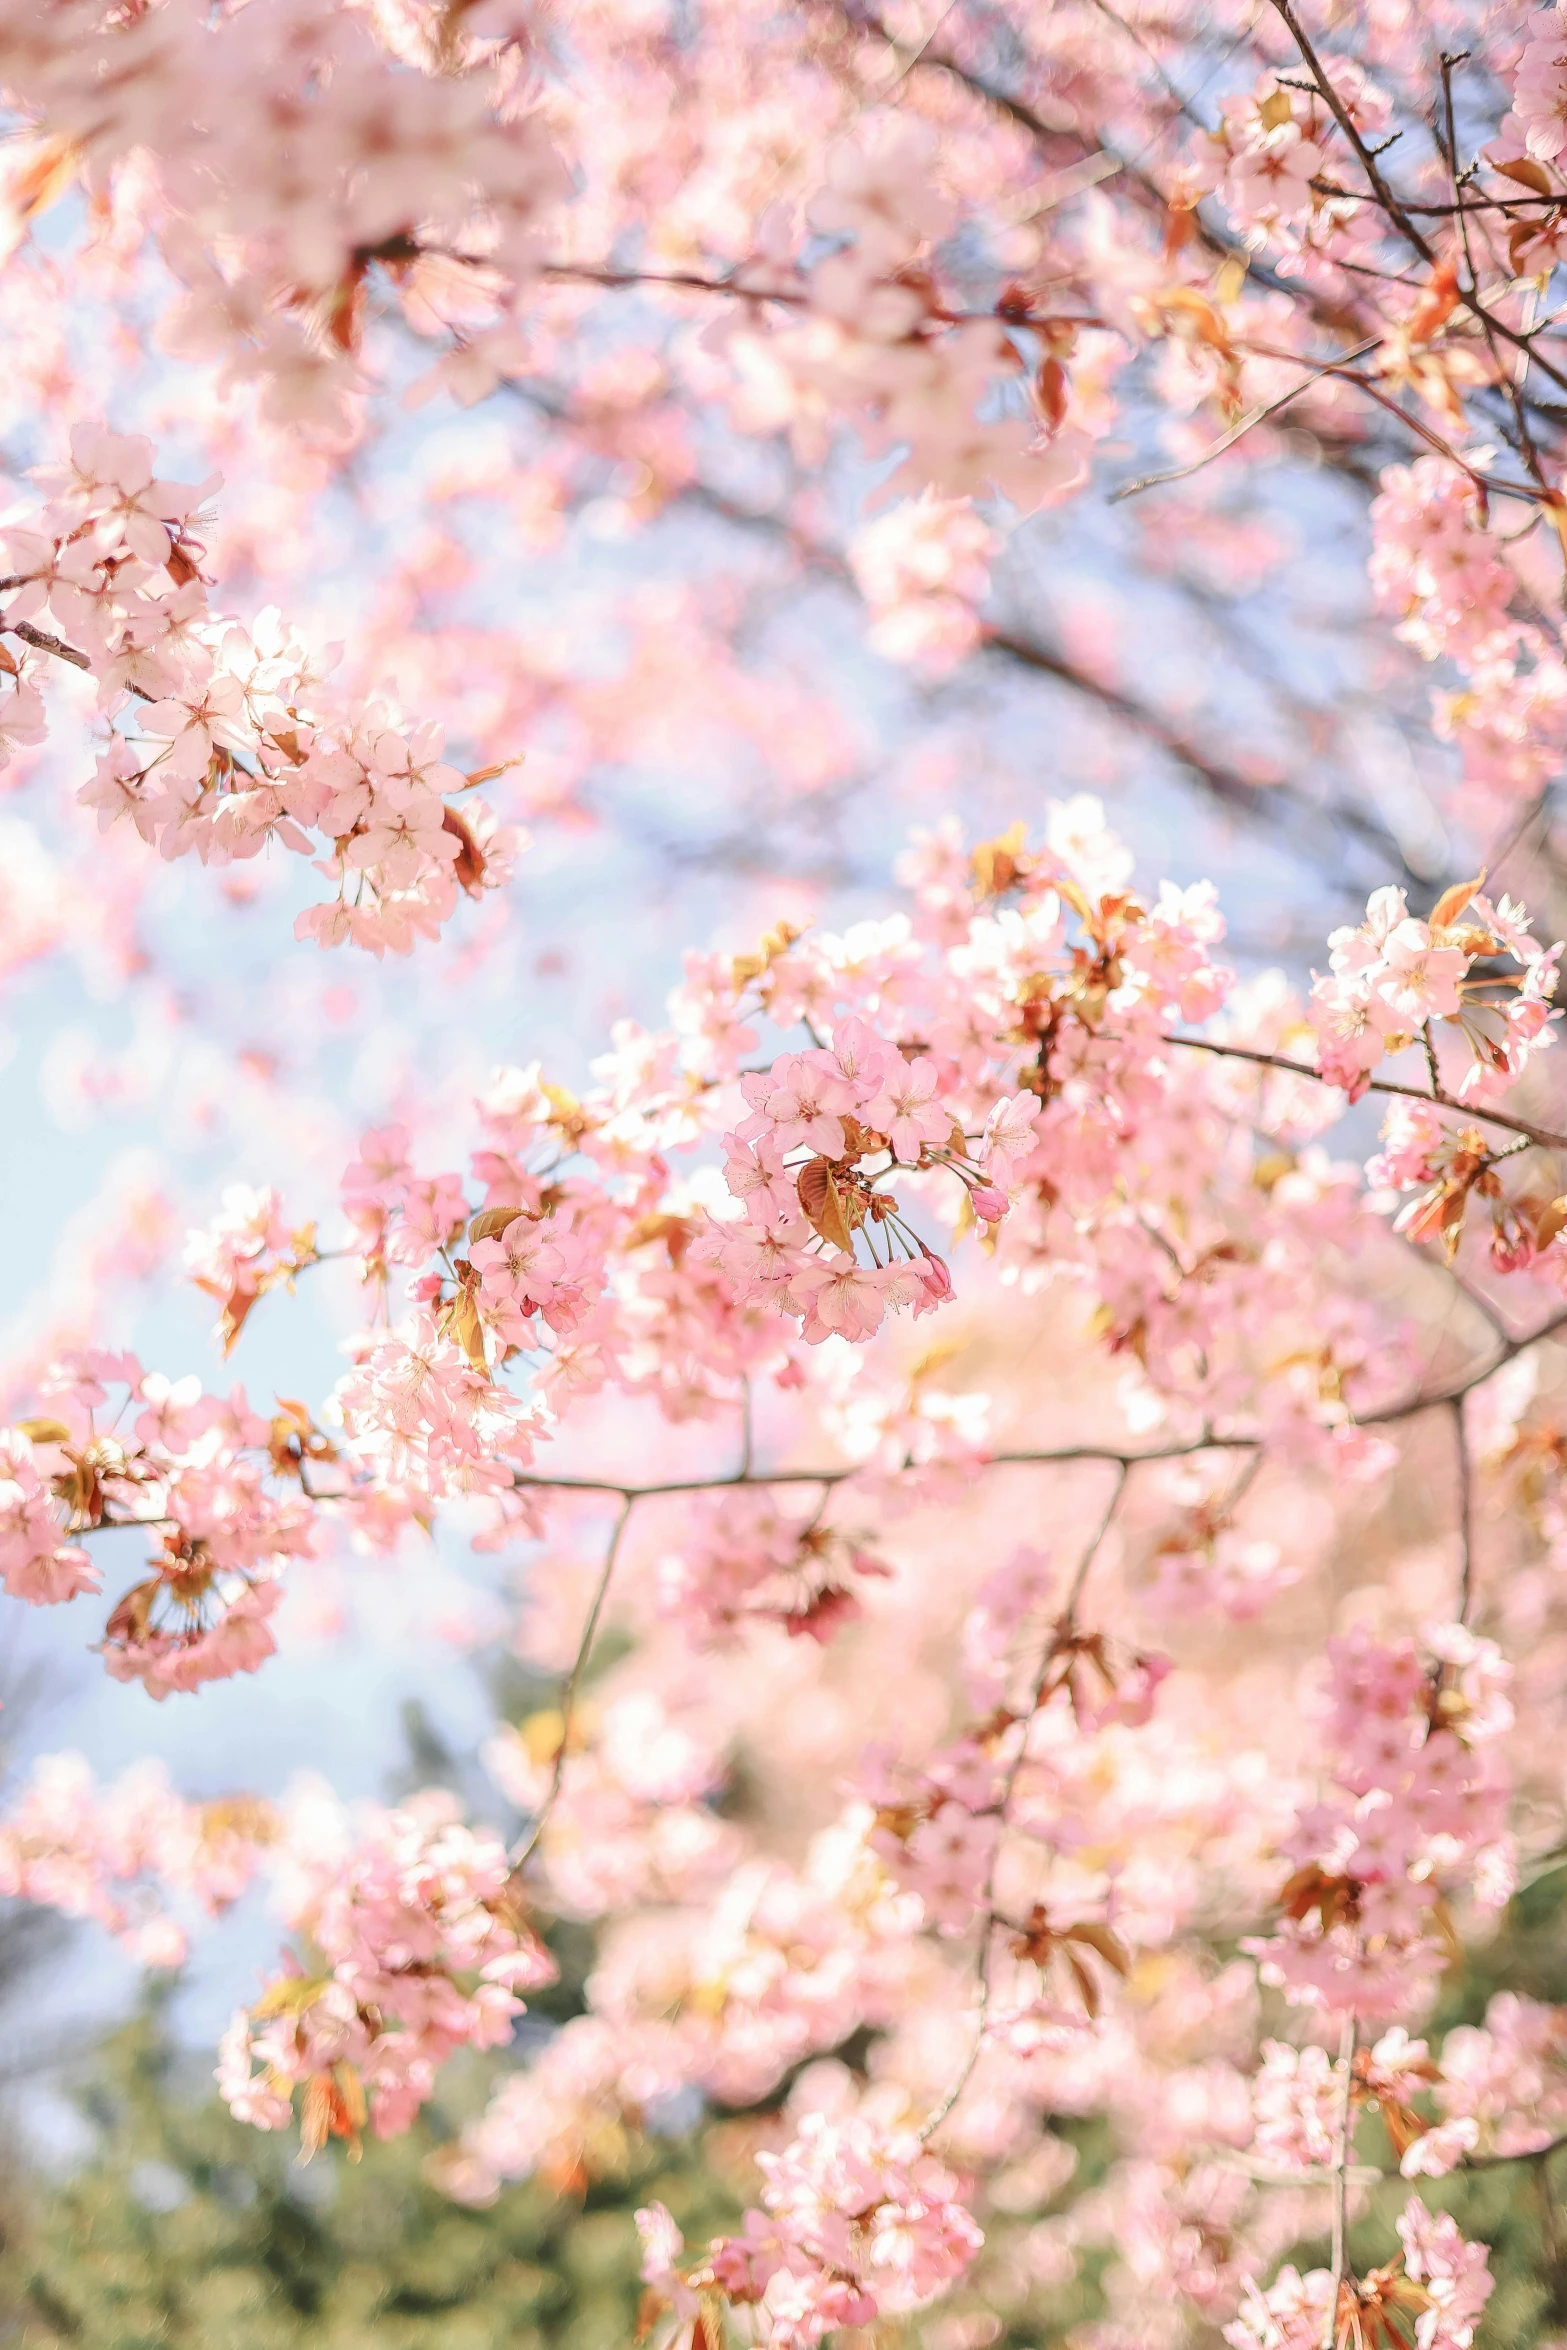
(9, 10, 1567, 2341)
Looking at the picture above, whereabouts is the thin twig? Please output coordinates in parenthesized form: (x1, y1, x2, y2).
(508, 1434, 1254, 1501)
(918, 1463, 1130, 2143)
(508, 1494, 635, 1871)
(1109, 342, 1381, 502)
(1363, 1304, 1567, 1423)
(1162, 1030, 1567, 1152)
(1269, 0, 1567, 400)
(1452, 1395, 1475, 1623)
(1324, 2012, 1358, 2349)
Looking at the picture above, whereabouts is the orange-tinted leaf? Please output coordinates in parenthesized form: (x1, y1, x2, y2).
(299, 2073, 333, 2162)
(250, 1973, 330, 2021)
(695, 2302, 725, 2350)
(1429, 870, 1486, 930)
(462, 757, 523, 790)
(1381, 2102, 1429, 2158)
(1163, 201, 1196, 261)
(218, 1284, 263, 1356)
(1063, 1921, 1131, 1975)
(104, 1578, 160, 1644)
(1054, 876, 1097, 929)
(1035, 356, 1069, 433)
(1535, 1196, 1567, 1251)
(1406, 258, 1461, 343)
(542, 1081, 585, 1134)
(796, 1159, 855, 1252)
(12, 137, 77, 222)
(1065, 1949, 1101, 2017)
(627, 1211, 694, 1263)
(1496, 156, 1555, 195)
(333, 2059, 368, 2133)
(1215, 253, 1248, 305)
(970, 822, 1030, 899)
(1545, 495, 1567, 566)
(442, 802, 487, 897)
(444, 1289, 489, 1373)
(470, 1205, 527, 1245)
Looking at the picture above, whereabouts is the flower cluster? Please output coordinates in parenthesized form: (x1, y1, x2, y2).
(846, 493, 997, 675)
(7, 795, 1567, 2349)
(707, 116, 1091, 518)
(0, 3, 563, 432)
(709, 1015, 981, 1345)
(14, 7, 1567, 2346)
(1417, 1993, 1567, 2171)
(2, 425, 518, 951)
(0, 1751, 273, 1968)
(1501, 6, 1567, 165)
(1226, 2198, 1492, 2350)
(1311, 878, 1559, 1109)
(638, 2111, 983, 2350)
(184, 1184, 321, 1354)
(483, 1689, 742, 1917)
(217, 1790, 556, 2153)
(1370, 459, 1567, 815)
(654, 1490, 891, 1646)
(0, 1351, 318, 1695)
(1249, 1626, 1513, 2021)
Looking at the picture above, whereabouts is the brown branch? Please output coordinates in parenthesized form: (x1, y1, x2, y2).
(1331, 368, 1548, 503)
(1269, 0, 1567, 400)
(500, 1299, 1567, 1514)
(1363, 1303, 1567, 1424)
(507, 1493, 635, 1872)
(1162, 1030, 1567, 1152)
(813, 0, 1368, 339)
(508, 1433, 1253, 1502)
(1312, 184, 1567, 217)
(984, 629, 1304, 818)
(5, 619, 90, 672)
(1324, 2013, 1358, 2350)
(1270, 0, 1433, 256)
(1108, 342, 1381, 502)
(502, 375, 1431, 896)
(537, 259, 1079, 329)
(919, 1461, 1130, 2144)
(1439, 51, 1553, 497)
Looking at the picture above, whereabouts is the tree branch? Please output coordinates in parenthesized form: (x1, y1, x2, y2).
(1163, 1031, 1567, 1153)
(918, 1460, 1130, 2144)
(1324, 2013, 1358, 2350)
(507, 1493, 635, 1872)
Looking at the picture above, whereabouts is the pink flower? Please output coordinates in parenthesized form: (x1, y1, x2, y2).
(1378, 920, 1467, 1020)
(788, 1254, 889, 1342)
(724, 1133, 799, 1225)
(860, 1050, 946, 1162)
(982, 1093, 1042, 1187)
(741, 1054, 848, 1157)
(803, 1017, 893, 1110)
(1228, 122, 1323, 226)
(1396, 2199, 1493, 2350)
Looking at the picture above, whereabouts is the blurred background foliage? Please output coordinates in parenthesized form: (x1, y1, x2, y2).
(0, 1994, 739, 2350)
(3, 1858, 1567, 2349)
